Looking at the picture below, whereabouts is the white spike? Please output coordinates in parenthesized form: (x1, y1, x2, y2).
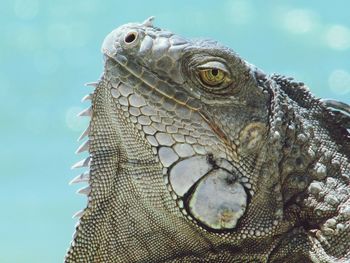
(71, 157, 90, 169)
(81, 94, 92, 102)
(69, 171, 90, 185)
(77, 186, 91, 195)
(75, 140, 90, 154)
(84, 82, 98, 87)
(73, 210, 84, 219)
(77, 124, 90, 142)
(77, 106, 92, 117)
(142, 16, 155, 27)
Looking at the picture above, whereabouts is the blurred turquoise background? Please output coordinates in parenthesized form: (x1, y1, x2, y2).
(1, 0, 349, 262)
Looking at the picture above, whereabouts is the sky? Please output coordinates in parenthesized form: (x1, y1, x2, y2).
(0, 0, 349, 262)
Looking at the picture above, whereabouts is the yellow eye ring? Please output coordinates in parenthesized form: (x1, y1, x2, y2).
(198, 68, 227, 87)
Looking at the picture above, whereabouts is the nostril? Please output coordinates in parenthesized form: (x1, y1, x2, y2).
(124, 32, 137, 44)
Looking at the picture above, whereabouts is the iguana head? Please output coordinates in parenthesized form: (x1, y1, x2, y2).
(66, 18, 350, 262)
(101, 17, 273, 230)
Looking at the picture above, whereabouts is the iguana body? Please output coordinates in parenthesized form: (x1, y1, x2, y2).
(65, 18, 350, 262)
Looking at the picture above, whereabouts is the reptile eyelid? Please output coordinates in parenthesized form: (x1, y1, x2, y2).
(197, 61, 230, 74)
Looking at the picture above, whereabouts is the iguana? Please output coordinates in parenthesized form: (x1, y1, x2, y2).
(65, 17, 350, 262)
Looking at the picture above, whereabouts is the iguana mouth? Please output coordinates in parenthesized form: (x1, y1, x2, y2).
(109, 52, 237, 152)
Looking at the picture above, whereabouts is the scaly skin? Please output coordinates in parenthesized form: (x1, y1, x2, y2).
(65, 18, 350, 262)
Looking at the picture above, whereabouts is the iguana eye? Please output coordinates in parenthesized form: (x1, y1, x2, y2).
(196, 61, 232, 90)
(199, 68, 226, 86)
